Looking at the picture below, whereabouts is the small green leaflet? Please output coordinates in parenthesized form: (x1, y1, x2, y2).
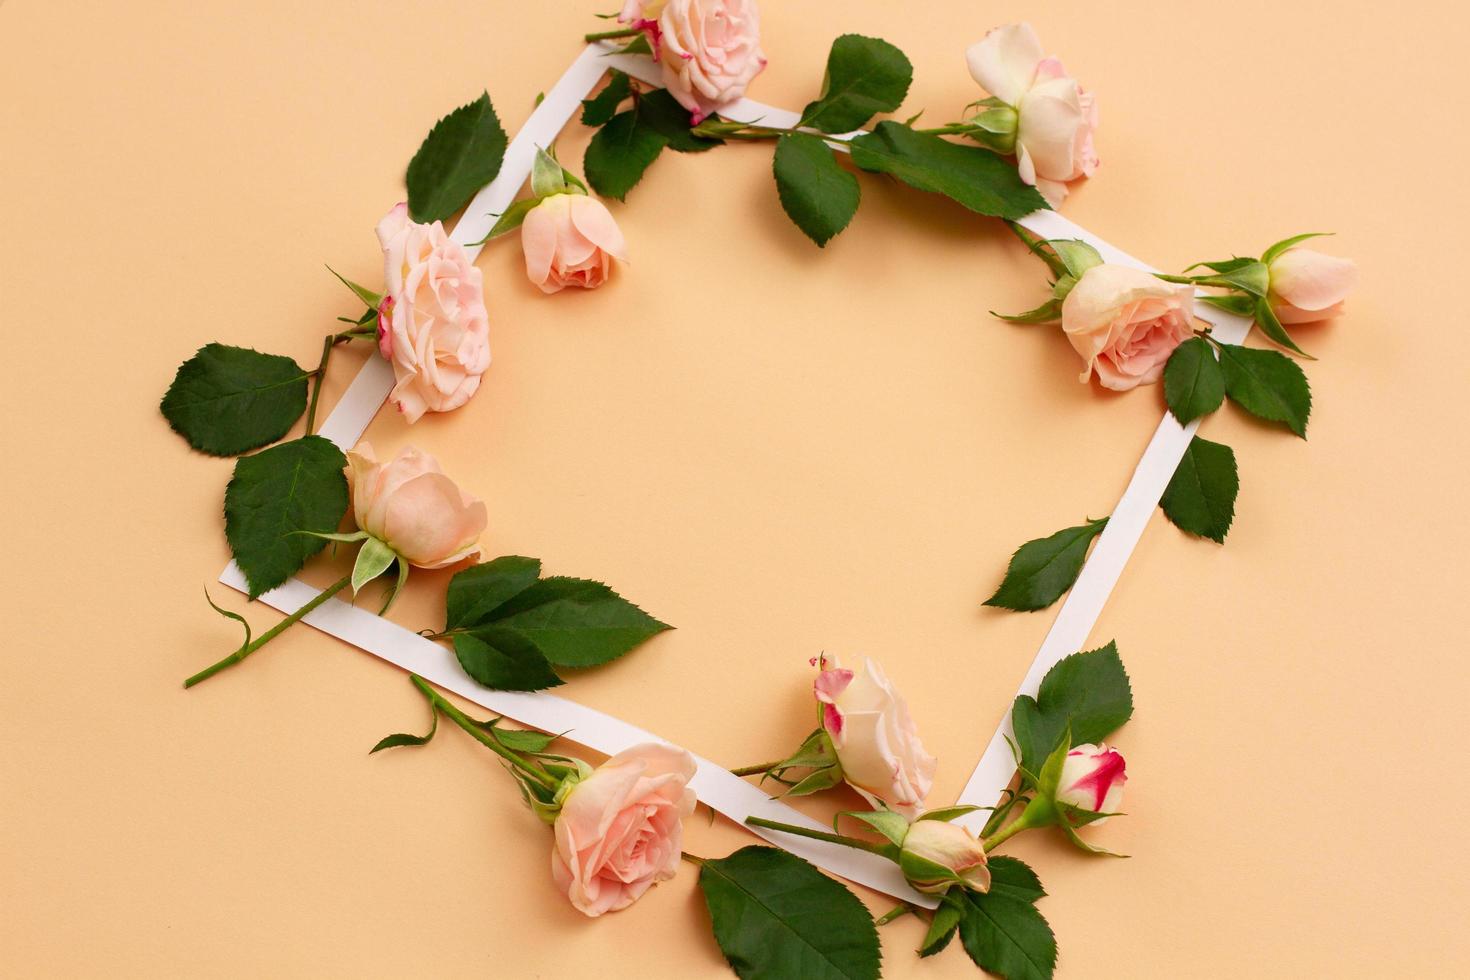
(1010, 642, 1133, 780)
(1160, 435, 1238, 542)
(1253, 296, 1310, 358)
(1216, 342, 1311, 437)
(987, 856, 1047, 904)
(1162, 337, 1225, 425)
(957, 887, 1057, 980)
(453, 627, 565, 692)
(799, 34, 913, 134)
(406, 92, 508, 222)
(849, 122, 1048, 220)
(224, 436, 349, 598)
(370, 702, 437, 753)
(160, 344, 309, 456)
(580, 71, 632, 126)
(584, 107, 666, 201)
(985, 517, 1108, 612)
(698, 846, 881, 980)
(773, 133, 860, 246)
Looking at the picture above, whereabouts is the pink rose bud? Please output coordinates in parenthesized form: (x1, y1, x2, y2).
(1055, 743, 1127, 823)
(814, 656, 937, 818)
(898, 819, 992, 895)
(375, 203, 492, 423)
(1267, 247, 1358, 325)
(345, 442, 487, 569)
(550, 743, 697, 916)
(966, 23, 1098, 206)
(1062, 263, 1197, 391)
(645, 0, 767, 124)
(521, 193, 628, 294)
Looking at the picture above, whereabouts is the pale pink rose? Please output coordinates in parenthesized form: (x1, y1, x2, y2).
(966, 23, 1098, 205)
(521, 194, 628, 294)
(551, 743, 697, 917)
(814, 656, 937, 818)
(1062, 263, 1197, 391)
(637, 0, 767, 124)
(1268, 247, 1358, 324)
(345, 442, 487, 569)
(1055, 743, 1127, 824)
(899, 820, 991, 895)
(375, 203, 491, 423)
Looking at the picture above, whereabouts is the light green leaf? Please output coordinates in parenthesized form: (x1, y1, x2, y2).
(773, 133, 860, 246)
(581, 70, 631, 126)
(406, 92, 508, 223)
(699, 846, 881, 980)
(1009, 643, 1133, 780)
(224, 436, 349, 598)
(584, 108, 667, 201)
(453, 627, 564, 692)
(1216, 343, 1311, 437)
(849, 121, 1048, 219)
(958, 888, 1057, 980)
(799, 34, 913, 133)
(351, 536, 398, 594)
(1162, 337, 1225, 425)
(445, 556, 543, 631)
(985, 518, 1108, 612)
(1160, 435, 1238, 542)
(487, 576, 672, 668)
(160, 344, 309, 456)
(1253, 296, 1310, 358)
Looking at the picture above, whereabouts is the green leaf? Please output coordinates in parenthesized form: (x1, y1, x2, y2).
(1010, 643, 1133, 779)
(698, 846, 881, 980)
(637, 89, 722, 152)
(1216, 342, 1312, 437)
(581, 70, 631, 126)
(445, 556, 543, 631)
(799, 34, 913, 133)
(453, 627, 564, 692)
(987, 856, 1046, 904)
(985, 518, 1108, 612)
(1160, 435, 1238, 542)
(224, 436, 349, 598)
(920, 892, 965, 958)
(584, 108, 666, 201)
(849, 121, 1048, 220)
(773, 133, 860, 246)
(958, 888, 1057, 980)
(488, 725, 559, 754)
(487, 576, 672, 668)
(1162, 337, 1225, 425)
(1253, 297, 1310, 358)
(406, 92, 508, 222)
(160, 344, 310, 456)
(351, 536, 398, 594)
(370, 703, 437, 754)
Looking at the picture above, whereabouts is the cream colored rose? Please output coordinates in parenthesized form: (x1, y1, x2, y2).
(646, 0, 767, 124)
(551, 743, 697, 916)
(1062, 264, 1197, 391)
(375, 203, 491, 423)
(345, 442, 486, 569)
(1268, 247, 1358, 324)
(520, 193, 627, 294)
(814, 656, 937, 818)
(898, 819, 992, 895)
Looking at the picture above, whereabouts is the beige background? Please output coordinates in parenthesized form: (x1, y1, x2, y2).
(4, 0, 1468, 976)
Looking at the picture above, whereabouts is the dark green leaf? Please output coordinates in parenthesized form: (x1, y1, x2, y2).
(958, 888, 1057, 980)
(406, 92, 508, 222)
(370, 701, 437, 753)
(699, 846, 881, 980)
(487, 576, 671, 668)
(1253, 297, 1310, 357)
(987, 857, 1046, 904)
(637, 89, 722, 152)
(1010, 642, 1133, 779)
(849, 121, 1048, 219)
(986, 517, 1107, 612)
(1160, 435, 1238, 542)
(445, 556, 543, 631)
(920, 893, 965, 958)
(773, 133, 860, 246)
(581, 71, 632, 126)
(453, 627, 564, 692)
(224, 436, 349, 598)
(1162, 337, 1225, 425)
(584, 108, 667, 201)
(799, 34, 913, 133)
(1216, 343, 1311, 437)
(160, 344, 309, 456)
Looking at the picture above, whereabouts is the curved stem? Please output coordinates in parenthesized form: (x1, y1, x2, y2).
(745, 816, 894, 857)
(408, 675, 559, 791)
(304, 330, 373, 436)
(184, 574, 353, 688)
(730, 760, 783, 777)
(982, 810, 1035, 852)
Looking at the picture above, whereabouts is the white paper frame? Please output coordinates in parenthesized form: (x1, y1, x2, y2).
(220, 43, 1251, 907)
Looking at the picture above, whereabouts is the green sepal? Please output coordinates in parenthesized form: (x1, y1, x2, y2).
(296, 530, 369, 544)
(918, 805, 986, 823)
(530, 146, 586, 198)
(603, 33, 652, 57)
(1253, 296, 1312, 358)
(782, 765, 845, 798)
(836, 809, 910, 848)
(1195, 259, 1269, 297)
(378, 551, 410, 616)
(1198, 292, 1256, 316)
(1049, 239, 1103, 279)
(351, 536, 399, 595)
(920, 892, 966, 958)
(1261, 231, 1331, 266)
(993, 297, 1062, 325)
(326, 265, 383, 308)
(898, 849, 966, 893)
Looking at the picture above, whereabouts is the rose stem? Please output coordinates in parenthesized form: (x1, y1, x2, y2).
(183, 573, 352, 688)
(981, 810, 1036, 852)
(744, 816, 894, 856)
(584, 28, 641, 42)
(407, 674, 559, 791)
(303, 329, 372, 437)
(729, 760, 783, 777)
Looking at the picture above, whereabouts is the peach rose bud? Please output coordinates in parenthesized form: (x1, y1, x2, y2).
(815, 656, 937, 818)
(898, 819, 992, 895)
(521, 193, 628, 294)
(1267, 247, 1358, 325)
(375, 203, 492, 423)
(346, 442, 487, 569)
(1062, 263, 1197, 391)
(551, 743, 697, 916)
(1055, 743, 1127, 824)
